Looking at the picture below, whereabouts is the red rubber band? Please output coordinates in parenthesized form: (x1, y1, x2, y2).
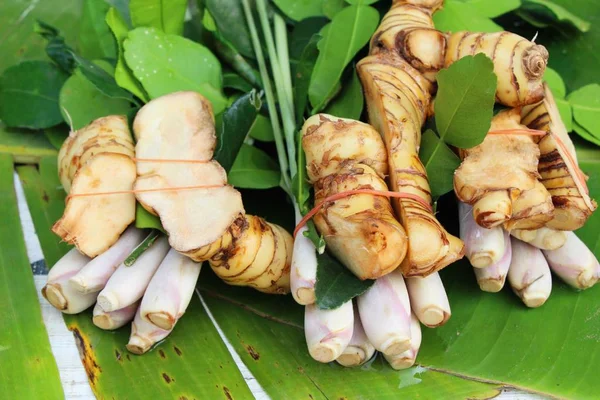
(293, 189, 432, 238)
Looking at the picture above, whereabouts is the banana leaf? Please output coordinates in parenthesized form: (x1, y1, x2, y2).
(199, 272, 502, 399)
(0, 123, 57, 164)
(17, 158, 70, 266)
(0, 153, 63, 399)
(200, 138, 600, 399)
(21, 156, 254, 399)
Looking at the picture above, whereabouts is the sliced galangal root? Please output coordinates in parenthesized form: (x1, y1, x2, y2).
(133, 91, 244, 257)
(133, 91, 292, 294)
(53, 116, 136, 258)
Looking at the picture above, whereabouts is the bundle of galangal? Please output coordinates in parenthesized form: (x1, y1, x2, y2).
(42, 0, 599, 368)
(45, 92, 294, 354)
(293, 0, 598, 370)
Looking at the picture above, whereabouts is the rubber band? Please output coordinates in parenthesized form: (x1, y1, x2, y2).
(131, 158, 212, 164)
(293, 190, 432, 238)
(66, 184, 225, 201)
(487, 128, 546, 136)
(487, 127, 589, 194)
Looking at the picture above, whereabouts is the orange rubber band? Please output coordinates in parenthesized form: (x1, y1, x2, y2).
(487, 128, 547, 136)
(66, 184, 225, 201)
(486, 127, 589, 194)
(131, 158, 212, 164)
(293, 190, 432, 238)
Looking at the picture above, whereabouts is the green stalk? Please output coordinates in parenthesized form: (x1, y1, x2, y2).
(274, 15, 294, 119)
(256, 0, 297, 178)
(124, 229, 160, 267)
(212, 33, 262, 89)
(241, 0, 292, 193)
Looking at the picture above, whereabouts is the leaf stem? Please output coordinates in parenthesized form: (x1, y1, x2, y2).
(241, 0, 291, 194)
(124, 230, 160, 266)
(256, 0, 297, 177)
(274, 15, 294, 117)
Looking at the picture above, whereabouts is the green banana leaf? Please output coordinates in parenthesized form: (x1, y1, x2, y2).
(0, 123, 57, 164)
(199, 273, 502, 399)
(17, 158, 71, 266)
(201, 142, 600, 399)
(21, 156, 254, 399)
(0, 153, 63, 399)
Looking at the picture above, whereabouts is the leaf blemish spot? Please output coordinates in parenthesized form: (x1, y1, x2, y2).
(162, 373, 173, 384)
(246, 345, 260, 360)
(173, 346, 182, 356)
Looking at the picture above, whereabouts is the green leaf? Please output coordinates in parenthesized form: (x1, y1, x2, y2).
(294, 33, 321, 125)
(71, 52, 134, 102)
(199, 271, 502, 399)
(34, 20, 76, 73)
(106, 7, 149, 102)
(0, 0, 81, 73)
(543, 69, 571, 130)
(272, 0, 325, 21)
(420, 129, 461, 198)
(212, 33, 262, 89)
(214, 90, 261, 173)
(0, 61, 68, 129)
(567, 84, 600, 140)
(556, 97, 573, 132)
(435, 54, 497, 148)
(205, 0, 254, 59)
(135, 203, 165, 232)
(544, 67, 566, 98)
(308, 5, 379, 112)
(79, 0, 117, 60)
(44, 125, 69, 150)
(289, 17, 329, 62)
(123, 27, 227, 112)
(223, 72, 254, 93)
(519, 0, 591, 32)
(0, 155, 63, 400)
(0, 122, 58, 164)
(315, 251, 374, 309)
(456, 0, 521, 18)
(572, 121, 600, 147)
(322, 0, 348, 19)
(346, 0, 381, 4)
(228, 143, 281, 189)
(324, 67, 364, 120)
(129, 0, 188, 35)
(107, 0, 132, 26)
(248, 114, 275, 142)
(433, 0, 503, 32)
(60, 60, 133, 130)
(534, 0, 597, 92)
